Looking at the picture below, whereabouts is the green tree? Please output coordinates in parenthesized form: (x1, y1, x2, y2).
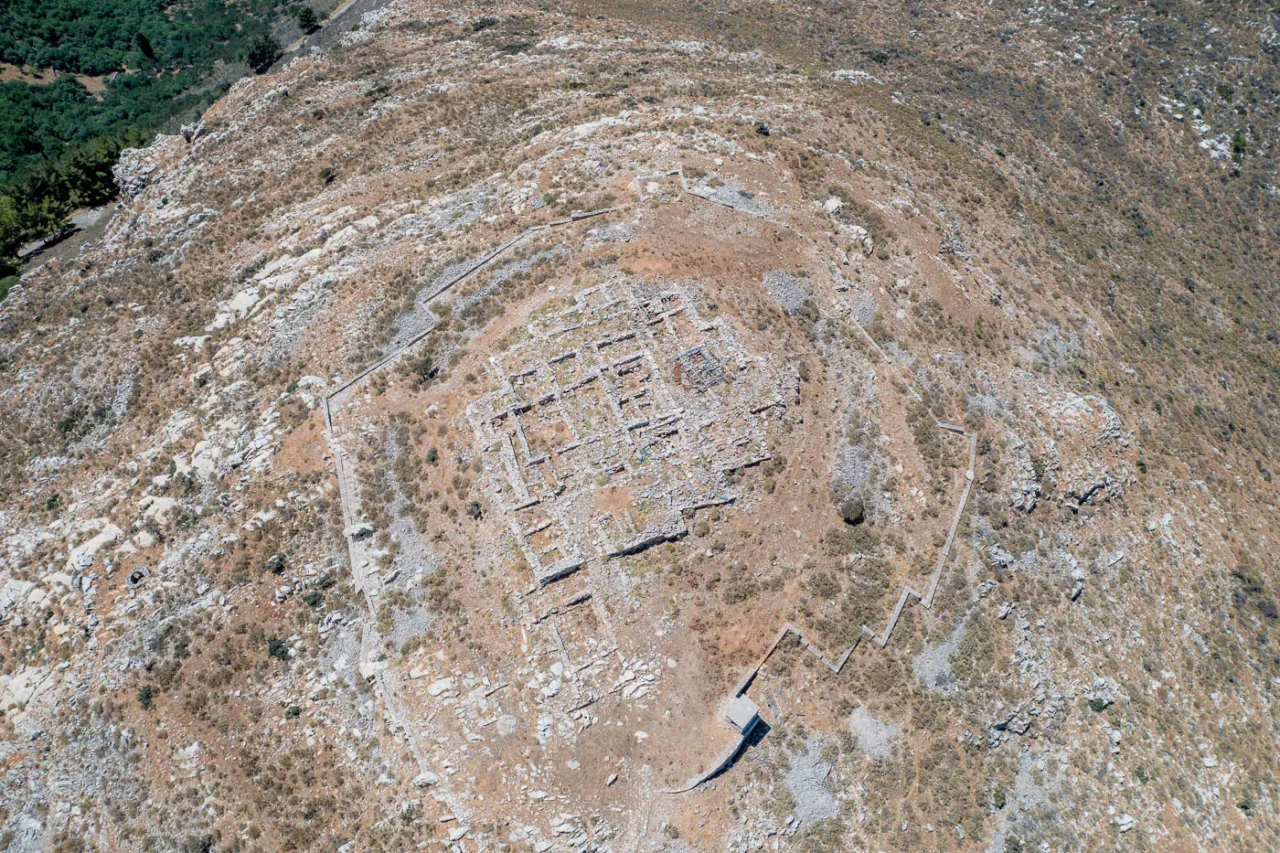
(0, 0, 294, 273)
(247, 34, 281, 73)
(1232, 131, 1247, 160)
(57, 135, 125, 207)
(0, 194, 22, 263)
(295, 6, 319, 34)
(135, 32, 155, 62)
(268, 637, 290, 661)
(19, 188, 67, 242)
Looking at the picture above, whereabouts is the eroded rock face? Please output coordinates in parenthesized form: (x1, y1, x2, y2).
(111, 146, 160, 201)
(1009, 439, 1043, 513)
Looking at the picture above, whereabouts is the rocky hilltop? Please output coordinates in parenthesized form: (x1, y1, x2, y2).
(1, 2, 1278, 851)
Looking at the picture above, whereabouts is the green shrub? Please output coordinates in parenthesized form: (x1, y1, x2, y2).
(806, 572, 840, 600)
(838, 494, 865, 525)
(267, 637, 290, 661)
(409, 357, 439, 386)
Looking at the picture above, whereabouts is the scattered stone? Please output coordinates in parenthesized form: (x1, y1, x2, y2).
(761, 270, 812, 314)
(849, 706, 898, 759)
(784, 745, 839, 827)
(413, 771, 441, 788)
(913, 618, 965, 693)
(345, 522, 375, 540)
(427, 677, 455, 697)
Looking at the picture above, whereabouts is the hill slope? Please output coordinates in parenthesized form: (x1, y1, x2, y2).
(1, 2, 1278, 850)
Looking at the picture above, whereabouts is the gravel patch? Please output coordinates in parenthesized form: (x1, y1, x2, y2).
(387, 604, 432, 650)
(586, 221, 633, 244)
(453, 245, 569, 317)
(913, 616, 966, 693)
(832, 440, 875, 499)
(784, 744, 839, 826)
(845, 284, 878, 327)
(687, 176, 779, 218)
(848, 706, 898, 759)
(967, 393, 1003, 418)
(761, 269, 811, 314)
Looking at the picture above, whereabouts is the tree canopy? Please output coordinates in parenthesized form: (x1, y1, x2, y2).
(0, 0, 308, 276)
(0, 0, 282, 76)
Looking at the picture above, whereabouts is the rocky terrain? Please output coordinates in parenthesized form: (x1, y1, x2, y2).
(1, 1, 1279, 851)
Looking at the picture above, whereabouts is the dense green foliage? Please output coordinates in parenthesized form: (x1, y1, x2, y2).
(0, 0, 286, 76)
(0, 126, 150, 265)
(0, 74, 210, 183)
(0, 0, 306, 274)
